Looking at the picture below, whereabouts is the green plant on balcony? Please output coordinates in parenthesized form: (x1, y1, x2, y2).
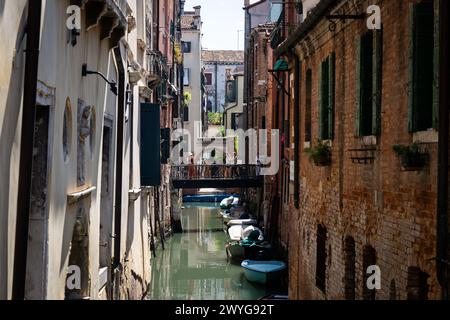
(304, 140, 332, 166)
(182, 92, 192, 108)
(208, 112, 223, 125)
(393, 143, 428, 171)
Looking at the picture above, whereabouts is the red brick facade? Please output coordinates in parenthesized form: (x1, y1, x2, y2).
(248, 0, 450, 300)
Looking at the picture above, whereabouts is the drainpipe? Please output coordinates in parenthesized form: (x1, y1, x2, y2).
(293, 53, 300, 209)
(437, 0, 449, 300)
(113, 48, 125, 273)
(12, 0, 43, 300)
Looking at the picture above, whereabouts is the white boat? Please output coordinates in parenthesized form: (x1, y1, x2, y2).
(232, 197, 240, 206)
(220, 196, 234, 209)
(241, 260, 287, 285)
(227, 219, 257, 227)
(242, 225, 264, 241)
(228, 225, 244, 241)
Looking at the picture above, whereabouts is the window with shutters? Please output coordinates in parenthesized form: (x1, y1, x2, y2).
(408, 0, 438, 133)
(319, 54, 335, 140)
(316, 224, 327, 293)
(356, 29, 383, 137)
(305, 69, 312, 143)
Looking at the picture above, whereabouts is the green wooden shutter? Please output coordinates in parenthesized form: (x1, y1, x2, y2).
(140, 103, 161, 186)
(433, 0, 440, 129)
(408, 3, 416, 133)
(328, 53, 335, 140)
(372, 30, 383, 136)
(356, 36, 363, 136)
(416, 1, 434, 131)
(318, 61, 323, 140)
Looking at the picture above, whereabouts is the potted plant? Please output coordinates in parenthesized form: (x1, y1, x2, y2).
(393, 143, 428, 171)
(305, 140, 332, 166)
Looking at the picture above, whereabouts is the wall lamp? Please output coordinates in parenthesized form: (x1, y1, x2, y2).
(82, 64, 118, 96)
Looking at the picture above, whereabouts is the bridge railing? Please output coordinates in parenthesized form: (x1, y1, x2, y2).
(171, 165, 262, 180)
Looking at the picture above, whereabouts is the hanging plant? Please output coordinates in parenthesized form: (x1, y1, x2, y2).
(393, 143, 428, 171)
(183, 91, 192, 108)
(305, 140, 332, 166)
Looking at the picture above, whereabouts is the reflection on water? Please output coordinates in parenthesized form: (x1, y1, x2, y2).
(148, 202, 267, 300)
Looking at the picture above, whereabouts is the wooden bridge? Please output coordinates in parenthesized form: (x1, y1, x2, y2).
(171, 165, 264, 189)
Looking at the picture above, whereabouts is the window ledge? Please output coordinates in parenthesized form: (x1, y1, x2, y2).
(413, 130, 438, 144)
(359, 135, 378, 146)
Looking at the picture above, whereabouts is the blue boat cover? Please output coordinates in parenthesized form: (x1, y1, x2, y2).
(241, 260, 286, 273)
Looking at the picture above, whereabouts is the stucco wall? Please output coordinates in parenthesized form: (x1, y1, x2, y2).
(0, 0, 28, 300)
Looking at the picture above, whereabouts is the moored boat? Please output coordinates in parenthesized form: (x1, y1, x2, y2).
(241, 260, 287, 285)
(227, 219, 257, 227)
(183, 194, 233, 203)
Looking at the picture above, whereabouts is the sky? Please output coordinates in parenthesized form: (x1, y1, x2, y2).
(184, 0, 248, 51)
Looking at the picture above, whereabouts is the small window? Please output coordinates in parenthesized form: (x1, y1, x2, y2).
(226, 80, 237, 103)
(182, 41, 191, 53)
(205, 73, 213, 85)
(316, 224, 327, 293)
(319, 54, 335, 140)
(183, 68, 190, 86)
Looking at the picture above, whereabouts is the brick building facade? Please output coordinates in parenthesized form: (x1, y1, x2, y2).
(252, 0, 450, 300)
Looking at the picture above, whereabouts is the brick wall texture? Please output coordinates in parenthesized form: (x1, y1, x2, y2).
(279, 0, 443, 300)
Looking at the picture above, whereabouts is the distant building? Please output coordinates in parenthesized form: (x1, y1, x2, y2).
(181, 5, 205, 156)
(202, 50, 244, 113)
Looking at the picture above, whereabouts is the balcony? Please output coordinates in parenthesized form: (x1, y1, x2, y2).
(83, 0, 128, 47)
(147, 51, 168, 88)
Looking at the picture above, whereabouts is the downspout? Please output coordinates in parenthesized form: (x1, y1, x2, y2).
(293, 53, 300, 209)
(437, 0, 449, 300)
(113, 47, 126, 272)
(12, 0, 43, 300)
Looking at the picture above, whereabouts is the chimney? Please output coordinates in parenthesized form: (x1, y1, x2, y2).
(193, 5, 201, 16)
(244, 0, 250, 7)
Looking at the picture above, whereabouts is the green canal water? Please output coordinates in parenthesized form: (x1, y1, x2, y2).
(147, 202, 268, 300)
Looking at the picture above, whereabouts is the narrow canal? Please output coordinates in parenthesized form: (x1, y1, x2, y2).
(147, 202, 267, 300)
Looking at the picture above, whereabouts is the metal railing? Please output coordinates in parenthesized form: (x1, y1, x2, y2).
(171, 165, 262, 181)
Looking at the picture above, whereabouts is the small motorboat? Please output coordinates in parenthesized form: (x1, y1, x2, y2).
(228, 225, 244, 241)
(241, 260, 287, 285)
(227, 219, 257, 227)
(220, 196, 234, 209)
(242, 225, 264, 241)
(183, 194, 233, 203)
(226, 241, 245, 260)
